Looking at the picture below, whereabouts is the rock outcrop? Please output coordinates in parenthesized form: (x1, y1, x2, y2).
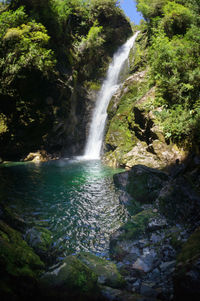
(103, 71, 187, 169)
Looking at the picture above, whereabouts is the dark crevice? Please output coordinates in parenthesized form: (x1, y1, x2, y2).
(131, 107, 159, 146)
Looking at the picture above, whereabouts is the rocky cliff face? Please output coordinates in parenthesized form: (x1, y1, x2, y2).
(103, 70, 187, 170)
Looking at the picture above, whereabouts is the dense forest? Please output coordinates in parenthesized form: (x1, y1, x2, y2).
(136, 0, 200, 148)
(0, 0, 131, 160)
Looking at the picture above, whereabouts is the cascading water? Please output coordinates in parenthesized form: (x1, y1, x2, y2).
(84, 31, 140, 160)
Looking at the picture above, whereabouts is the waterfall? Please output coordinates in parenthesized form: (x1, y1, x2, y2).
(83, 32, 139, 160)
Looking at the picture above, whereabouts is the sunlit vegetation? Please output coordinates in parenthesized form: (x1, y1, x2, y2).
(135, 0, 200, 147)
(0, 0, 131, 159)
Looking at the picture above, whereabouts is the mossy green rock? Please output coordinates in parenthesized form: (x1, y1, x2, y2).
(114, 165, 169, 203)
(110, 209, 157, 260)
(0, 220, 44, 300)
(77, 252, 125, 289)
(118, 209, 157, 242)
(25, 226, 53, 260)
(40, 255, 99, 300)
(104, 73, 149, 167)
(174, 228, 200, 301)
(0, 203, 26, 232)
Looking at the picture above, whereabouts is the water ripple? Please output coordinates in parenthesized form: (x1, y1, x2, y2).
(0, 160, 127, 258)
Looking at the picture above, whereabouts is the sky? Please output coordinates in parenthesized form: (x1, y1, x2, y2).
(119, 0, 143, 25)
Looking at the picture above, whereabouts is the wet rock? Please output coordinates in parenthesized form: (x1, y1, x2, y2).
(119, 191, 133, 206)
(40, 255, 99, 300)
(113, 171, 129, 190)
(77, 252, 125, 289)
(24, 226, 53, 263)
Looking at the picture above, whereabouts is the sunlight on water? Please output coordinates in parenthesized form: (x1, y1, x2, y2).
(0, 160, 127, 258)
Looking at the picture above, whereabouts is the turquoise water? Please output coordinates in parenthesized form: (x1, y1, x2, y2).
(0, 159, 127, 258)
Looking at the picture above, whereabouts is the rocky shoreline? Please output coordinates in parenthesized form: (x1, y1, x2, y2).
(0, 156, 200, 300)
(109, 160, 200, 301)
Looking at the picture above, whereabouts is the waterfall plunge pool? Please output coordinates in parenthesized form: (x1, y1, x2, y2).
(0, 159, 127, 260)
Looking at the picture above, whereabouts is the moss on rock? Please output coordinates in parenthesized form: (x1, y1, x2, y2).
(120, 209, 157, 241)
(104, 73, 149, 167)
(40, 255, 99, 300)
(24, 226, 53, 262)
(0, 220, 44, 300)
(77, 252, 125, 289)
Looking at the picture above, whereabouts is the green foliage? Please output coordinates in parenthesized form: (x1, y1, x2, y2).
(0, 113, 8, 134)
(162, 1, 194, 36)
(136, 0, 168, 20)
(135, 0, 200, 146)
(156, 105, 200, 143)
(78, 20, 105, 55)
(0, 0, 132, 159)
(0, 5, 27, 37)
(0, 20, 56, 95)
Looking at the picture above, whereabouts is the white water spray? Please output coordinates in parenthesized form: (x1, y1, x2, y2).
(83, 32, 139, 160)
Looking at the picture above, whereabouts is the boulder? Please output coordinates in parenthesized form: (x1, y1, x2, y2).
(123, 142, 162, 169)
(40, 255, 100, 300)
(24, 226, 53, 263)
(114, 165, 169, 203)
(77, 252, 125, 289)
(24, 150, 55, 163)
